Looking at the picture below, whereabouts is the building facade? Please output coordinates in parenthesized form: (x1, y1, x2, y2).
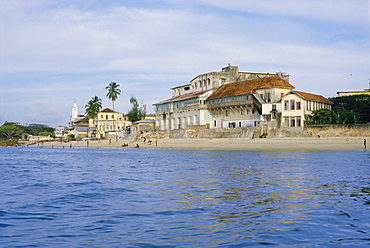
(207, 76, 295, 129)
(94, 108, 132, 138)
(54, 126, 67, 138)
(154, 65, 333, 132)
(280, 91, 333, 127)
(154, 64, 288, 130)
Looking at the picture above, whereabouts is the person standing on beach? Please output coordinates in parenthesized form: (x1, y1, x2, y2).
(364, 139, 367, 149)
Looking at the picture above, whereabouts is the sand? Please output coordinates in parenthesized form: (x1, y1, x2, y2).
(34, 137, 369, 151)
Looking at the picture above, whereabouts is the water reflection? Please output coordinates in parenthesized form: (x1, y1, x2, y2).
(1, 148, 370, 247)
(156, 150, 370, 245)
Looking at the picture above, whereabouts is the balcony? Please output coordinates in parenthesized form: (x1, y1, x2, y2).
(207, 100, 254, 109)
(173, 104, 208, 112)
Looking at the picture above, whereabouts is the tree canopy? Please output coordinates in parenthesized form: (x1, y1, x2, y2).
(0, 122, 55, 139)
(329, 94, 370, 123)
(127, 96, 146, 122)
(0, 122, 23, 139)
(306, 94, 370, 125)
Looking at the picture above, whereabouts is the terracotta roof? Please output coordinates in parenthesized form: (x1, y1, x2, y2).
(292, 91, 333, 104)
(207, 76, 294, 100)
(100, 108, 117, 113)
(154, 90, 209, 105)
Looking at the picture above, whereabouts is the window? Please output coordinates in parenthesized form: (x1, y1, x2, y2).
(290, 100, 295, 110)
(272, 104, 276, 111)
(214, 120, 217, 127)
(296, 101, 301, 110)
(267, 93, 271, 102)
(284, 100, 289, 110)
(284, 117, 289, 127)
(239, 122, 242, 127)
(297, 117, 301, 127)
(290, 118, 295, 127)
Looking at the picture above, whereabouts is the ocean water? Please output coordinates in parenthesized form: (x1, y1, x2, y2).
(1, 146, 369, 247)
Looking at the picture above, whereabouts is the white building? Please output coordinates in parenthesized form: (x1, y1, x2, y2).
(207, 77, 333, 129)
(69, 102, 85, 128)
(54, 126, 67, 138)
(153, 64, 288, 130)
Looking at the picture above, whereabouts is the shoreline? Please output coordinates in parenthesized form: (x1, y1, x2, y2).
(27, 137, 369, 151)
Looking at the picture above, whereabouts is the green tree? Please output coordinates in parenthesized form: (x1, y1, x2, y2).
(85, 96, 102, 119)
(38, 131, 54, 137)
(127, 96, 145, 122)
(0, 122, 23, 139)
(330, 94, 370, 123)
(105, 82, 121, 112)
(23, 124, 54, 136)
(311, 108, 333, 124)
(332, 109, 360, 124)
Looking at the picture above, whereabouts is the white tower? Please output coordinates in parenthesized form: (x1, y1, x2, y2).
(71, 102, 78, 122)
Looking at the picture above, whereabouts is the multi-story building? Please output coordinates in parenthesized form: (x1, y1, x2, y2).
(93, 108, 132, 138)
(207, 77, 332, 129)
(54, 126, 67, 139)
(207, 76, 295, 128)
(154, 65, 333, 131)
(153, 64, 287, 130)
(279, 91, 333, 128)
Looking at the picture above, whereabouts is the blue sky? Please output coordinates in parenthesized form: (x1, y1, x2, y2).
(1, 0, 369, 127)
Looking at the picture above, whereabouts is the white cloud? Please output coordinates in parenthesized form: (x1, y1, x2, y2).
(190, 0, 369, 26)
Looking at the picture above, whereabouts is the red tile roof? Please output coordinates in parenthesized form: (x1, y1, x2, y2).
(292, 91, 333, 104)
(100, 108, 117, 113)
(154, 90, 210, 105)
(207, 76, 295, 100)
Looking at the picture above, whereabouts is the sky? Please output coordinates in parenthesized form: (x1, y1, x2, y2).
(1, 0, 369, 127)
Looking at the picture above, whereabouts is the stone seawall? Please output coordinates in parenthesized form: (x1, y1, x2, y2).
(140, 126, 262, 140)
(139, 124, 370, 140)
(305, 124, 370, 137)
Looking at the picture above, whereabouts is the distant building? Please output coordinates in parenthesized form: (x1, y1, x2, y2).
(145, 114, 156, 120)
(68, 102, 85, 128)
(54, 126, 67, 138)
(131, 119, 156, 136)
(337, 84, 370, 97)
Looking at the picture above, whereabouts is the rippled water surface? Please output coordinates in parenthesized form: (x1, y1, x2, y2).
(1, 147, 370, 247)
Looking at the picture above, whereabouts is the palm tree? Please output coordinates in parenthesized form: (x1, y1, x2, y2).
(106, 82, 121, 133)
(85, 96, 102, 137)
(85, 96, 102, 119)
(105, 82, 121, 112)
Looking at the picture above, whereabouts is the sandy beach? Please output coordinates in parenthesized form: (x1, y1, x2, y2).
(34, 137, 369, 151)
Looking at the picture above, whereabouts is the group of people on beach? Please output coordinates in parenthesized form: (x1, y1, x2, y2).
(121, 139, 158, 148)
